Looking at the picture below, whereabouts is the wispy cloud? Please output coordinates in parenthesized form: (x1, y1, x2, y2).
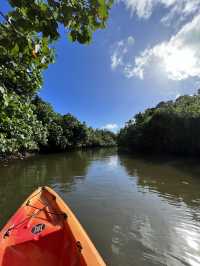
(120, 0, 200, 24)
(125, 14, 200, 81)
(111, 1, 200, 84)
(110, 36, 135, 70)
(161, 0, 200, 27)
(121, 0, 156, 19)
(111, 51, 123, 70)
(102, 123, 118, 131)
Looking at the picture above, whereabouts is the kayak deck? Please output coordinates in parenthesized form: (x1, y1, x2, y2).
(0, 186, 105, 266)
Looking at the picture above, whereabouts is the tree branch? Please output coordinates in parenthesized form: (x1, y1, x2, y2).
(0, 9, 25, 37)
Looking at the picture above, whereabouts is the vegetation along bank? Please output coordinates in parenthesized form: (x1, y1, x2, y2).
(0, 0, 115, 159)
(118, 92, 200, 156)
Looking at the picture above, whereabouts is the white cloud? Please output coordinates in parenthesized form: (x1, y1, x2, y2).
(111, 52, 123, 70)
(124, 14, 200, 81)
(121, 0, 200, 25)
(125, 48, 153, 79)
(161, 0, 200, 27)
(110, 36, 135, 70)
(102, 123, 118, 131)
(121, 0, 155, 19)
(111, 1, 200, 82)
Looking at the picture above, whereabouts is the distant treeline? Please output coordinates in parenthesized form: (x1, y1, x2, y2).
(0, 91, 116, 156)
(118, 92, 200, 156)
(33, 96, 117, 152)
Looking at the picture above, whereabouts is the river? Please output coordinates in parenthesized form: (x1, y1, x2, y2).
(0, 149, 200, 266)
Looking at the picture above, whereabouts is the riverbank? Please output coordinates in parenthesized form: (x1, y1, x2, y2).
(0, 152, 36, 162)
(0, 145, 117, 163)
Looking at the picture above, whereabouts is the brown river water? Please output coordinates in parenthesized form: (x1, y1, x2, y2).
(0, 148, 200, 266)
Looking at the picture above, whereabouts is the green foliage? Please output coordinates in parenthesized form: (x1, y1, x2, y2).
(0, 90, 116, 155)
(6, 0, 113, 45)
(0, 0, 112, 97)
(0, 1, 113, 156)
(60, 114, 88, 147)
(32, 95, 58, 123)
(32, 96, 116, 152)
(0, 23, 54, 96)
(118, 93, 200, 156)
(47, 121, 67, 151)
(87, 129, 117, 147)
(0, 87, 47, 154)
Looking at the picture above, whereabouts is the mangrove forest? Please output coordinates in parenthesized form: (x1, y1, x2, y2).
(118, 92, 200, 156)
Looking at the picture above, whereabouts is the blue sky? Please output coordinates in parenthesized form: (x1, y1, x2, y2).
(2, 1, 200, 131)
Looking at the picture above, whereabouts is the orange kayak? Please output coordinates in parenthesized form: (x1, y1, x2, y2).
(0, 186, 106, 266)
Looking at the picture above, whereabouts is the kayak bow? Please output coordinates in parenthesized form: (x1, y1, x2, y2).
(0, 186, 106, 266)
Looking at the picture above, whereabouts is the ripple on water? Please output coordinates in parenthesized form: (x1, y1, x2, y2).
(1, 151, 200, 266)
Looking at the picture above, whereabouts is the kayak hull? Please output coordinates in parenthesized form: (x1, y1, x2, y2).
(0, 186, 106, 266)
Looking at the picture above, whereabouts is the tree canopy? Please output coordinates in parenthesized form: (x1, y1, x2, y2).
(0, 0, 112, 96)
(118, 92, 200, 156)
(33, 96, 117, 152)
(6, 0, 112, 44)
(0, 0, 115, 156)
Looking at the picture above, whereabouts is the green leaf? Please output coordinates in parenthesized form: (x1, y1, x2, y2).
(11, 43, 19, 55)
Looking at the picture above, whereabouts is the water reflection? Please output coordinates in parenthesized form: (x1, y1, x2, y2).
(0, 149, 200, 266)
(0, 151, 91, 225)
(119, 154, 200, 208)
(119, 153, 200, 266)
